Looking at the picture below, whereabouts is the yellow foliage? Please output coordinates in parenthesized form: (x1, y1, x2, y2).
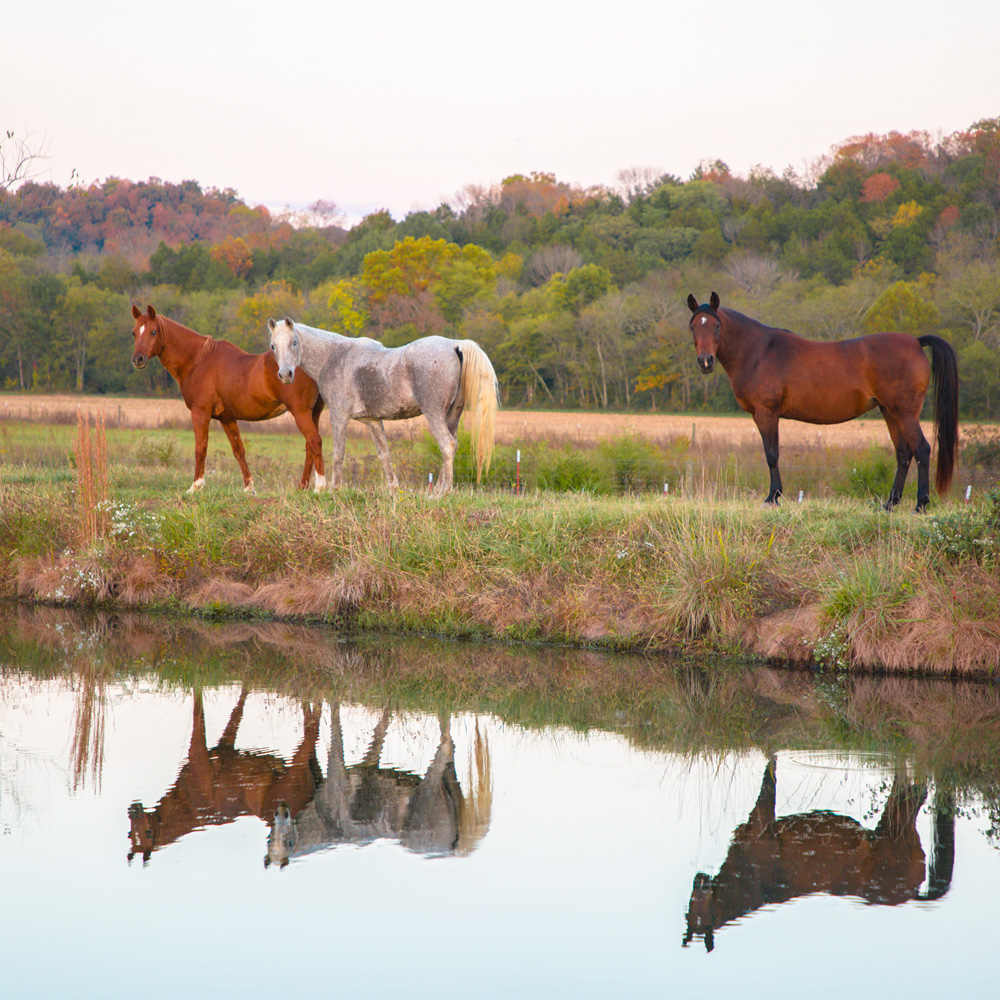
(892, 200, 923, 228)
(236, 281, 305, 348)
(316, 279, 368, 336)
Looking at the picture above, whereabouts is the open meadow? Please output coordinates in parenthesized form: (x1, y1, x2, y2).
(1, 394, 999, 676)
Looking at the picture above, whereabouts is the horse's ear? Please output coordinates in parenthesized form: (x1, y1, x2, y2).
(686, 293, 699, 314)
(267, 318, 276, 331)
(709, 291, 720, 310)
(147, 305, 157, 319)
(131, 304, 141, 319)
(284, 316, 295, 327)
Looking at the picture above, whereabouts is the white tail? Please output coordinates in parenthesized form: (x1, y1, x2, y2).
(457, 340, 500, 483)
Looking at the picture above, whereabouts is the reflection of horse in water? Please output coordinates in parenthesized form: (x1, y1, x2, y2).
(684, 756, 955, 951)
(265, 704, 492, 867)
(128, 689, 322, 863)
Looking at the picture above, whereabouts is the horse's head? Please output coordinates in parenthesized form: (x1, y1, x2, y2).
(130, 304, 164, 370)
(682, 871, 716, 952)
(264, 802, 295, 870)
(267, 317, 300, 384)
(687, 291, 721, 374)
(127, 801, 159, 864)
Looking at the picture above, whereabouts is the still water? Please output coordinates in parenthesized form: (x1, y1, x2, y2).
(1, 606, 998, 998)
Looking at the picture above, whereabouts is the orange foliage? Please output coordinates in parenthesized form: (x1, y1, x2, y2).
(499, 172, 572, 218)
(210, 236, 253, 278)
(937, 205, 961, 229)
(860, 172, 901, 204)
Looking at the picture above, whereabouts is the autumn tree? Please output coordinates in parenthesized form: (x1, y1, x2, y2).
(210, 236, 253, 279)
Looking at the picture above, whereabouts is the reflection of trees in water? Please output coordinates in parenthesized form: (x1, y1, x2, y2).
(3, 605, 1000, 845)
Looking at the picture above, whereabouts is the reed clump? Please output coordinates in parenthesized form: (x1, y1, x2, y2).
(73, 411, 109, 546)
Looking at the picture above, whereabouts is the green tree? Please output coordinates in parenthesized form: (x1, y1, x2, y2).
(863, 280, 939, 335)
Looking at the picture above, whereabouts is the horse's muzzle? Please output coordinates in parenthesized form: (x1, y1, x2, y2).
(278, 369, 294, 385)
(131, 355, 147, 370)
(697, 355, 715, 374)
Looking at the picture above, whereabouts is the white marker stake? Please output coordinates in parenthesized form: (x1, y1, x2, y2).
(798, 490, 804, 503)
(966, 485, 972, 502)
(663, 482, 669, 496)
(516, 449, 521, 494)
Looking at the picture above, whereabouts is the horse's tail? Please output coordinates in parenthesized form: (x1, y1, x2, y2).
(918, 335, 959, 495)
(456, 340, 500, 483)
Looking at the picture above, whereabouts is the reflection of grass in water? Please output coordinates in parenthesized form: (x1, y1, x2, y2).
(5, 607, 1000, 799)
(70, 668, 106, 793)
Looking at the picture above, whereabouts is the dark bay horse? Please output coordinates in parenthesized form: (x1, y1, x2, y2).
(683, 757, 954, 951)
(130, 305, 325, 493)
(687, 292, 959, 511)
(127, 689, 322, 864)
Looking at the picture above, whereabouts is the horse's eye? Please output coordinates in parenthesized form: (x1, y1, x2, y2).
(293, 340, 298, 348)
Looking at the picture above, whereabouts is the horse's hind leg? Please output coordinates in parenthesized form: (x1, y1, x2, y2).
(883, 410, 931, 512)
(220, 419, 255, 494)
(367, 421, 399, 488)
(881, 411, 911, 510)
(420, 411, 457, 496)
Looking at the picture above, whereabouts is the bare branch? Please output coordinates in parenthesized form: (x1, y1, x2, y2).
(0, 129, 50, 193)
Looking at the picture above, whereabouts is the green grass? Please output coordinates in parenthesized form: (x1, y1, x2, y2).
(1, 419, 999, 676)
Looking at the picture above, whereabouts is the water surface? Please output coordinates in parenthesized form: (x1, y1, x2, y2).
(1, 607, 997, 997)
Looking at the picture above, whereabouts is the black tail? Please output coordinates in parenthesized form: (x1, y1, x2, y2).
(918, 789, 955, 902)
(919, 335, 959, 495)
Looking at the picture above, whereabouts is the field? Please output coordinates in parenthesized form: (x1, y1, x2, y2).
(0, 391, 923, 448)
(5, 391, 998, 502)
(2, 393, 999, 677)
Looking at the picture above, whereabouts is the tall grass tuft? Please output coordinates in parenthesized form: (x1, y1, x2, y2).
(74, 411, 109, 545)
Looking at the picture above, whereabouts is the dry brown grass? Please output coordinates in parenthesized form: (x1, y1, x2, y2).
(1, 391, 936, 450)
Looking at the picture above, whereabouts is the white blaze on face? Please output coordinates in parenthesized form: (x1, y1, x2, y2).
(139, 325, 145, 335)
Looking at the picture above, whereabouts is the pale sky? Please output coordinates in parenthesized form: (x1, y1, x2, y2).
(5, 0, 998, 225)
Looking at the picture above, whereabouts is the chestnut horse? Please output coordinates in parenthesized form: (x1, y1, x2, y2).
(130, 305, 326, 494)
(687, 292, 959, 511)
(683, 757, 955, 951)
(127, 689, 322, 864)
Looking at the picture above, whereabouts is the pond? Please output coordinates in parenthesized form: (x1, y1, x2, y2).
(1, 606, 998, 997)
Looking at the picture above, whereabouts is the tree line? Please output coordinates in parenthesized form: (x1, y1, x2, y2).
(1, 119, 999, 416)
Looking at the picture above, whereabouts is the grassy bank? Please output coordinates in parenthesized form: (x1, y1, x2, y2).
(1, 417, 999, 676)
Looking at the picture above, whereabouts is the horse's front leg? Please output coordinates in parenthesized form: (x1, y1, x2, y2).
(290, 402, 326, 492)
(753, 411, 782, 506)
(367, 421, 399, 489)
(188, 407, 212, 493)
(220, 419, 255, 494)
(327, 412, 349, 488)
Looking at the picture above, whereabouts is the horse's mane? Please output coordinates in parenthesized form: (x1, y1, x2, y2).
(721, 307, 795, 338)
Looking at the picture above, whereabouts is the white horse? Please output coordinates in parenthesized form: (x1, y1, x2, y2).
(267, 318, 499, 495)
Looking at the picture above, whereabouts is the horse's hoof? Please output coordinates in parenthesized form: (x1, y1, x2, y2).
(186, 478, 205, 494)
